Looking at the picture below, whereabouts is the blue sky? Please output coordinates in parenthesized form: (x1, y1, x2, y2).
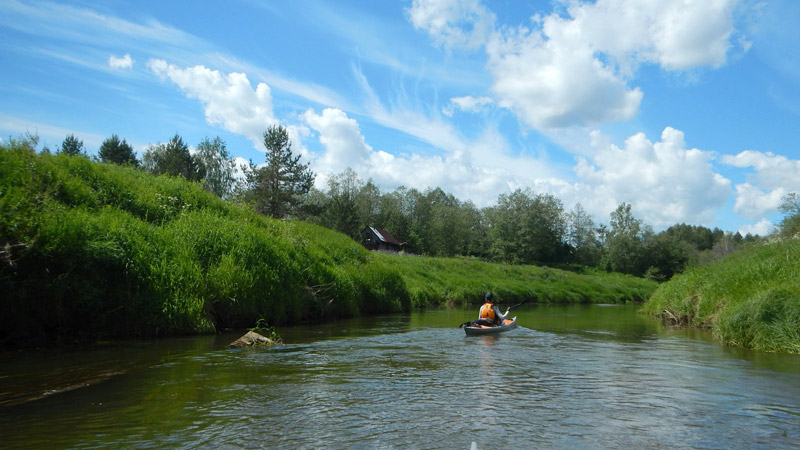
(2, 0, 799, 235)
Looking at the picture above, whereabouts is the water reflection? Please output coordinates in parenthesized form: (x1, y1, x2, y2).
(1, 304, 799, 449)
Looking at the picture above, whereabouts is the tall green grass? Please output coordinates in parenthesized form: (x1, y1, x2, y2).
(0, 148, 409, 345)
(1, 146, 655, 346)
(641, 239, 800, 353)
(373, 253, 656, 307)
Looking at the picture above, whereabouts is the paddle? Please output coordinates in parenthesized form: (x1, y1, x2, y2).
(458, 297, 533, 328)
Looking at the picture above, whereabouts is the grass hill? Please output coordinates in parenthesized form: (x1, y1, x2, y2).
(0, 145, 656, 346)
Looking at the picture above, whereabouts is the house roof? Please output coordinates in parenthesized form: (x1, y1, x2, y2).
(365, 226, 402, 246)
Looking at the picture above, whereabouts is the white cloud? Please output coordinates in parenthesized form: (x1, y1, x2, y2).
(302, 108, 373, 175)
(486, 27, 643, 129)
(108, 53, 134, 70)
(739, 218, 774, 237)
(721, 150, 800, 219)
(730, 183, 785, 220)
(409, 0, 741, 130)
(562, 0, 737, 73)
(407, 0, 495, 50)
(573, 127, 731, 228)
(147, 59, 276, 148)
(442, 96, 494, 116)
(302, 107, 554, 206)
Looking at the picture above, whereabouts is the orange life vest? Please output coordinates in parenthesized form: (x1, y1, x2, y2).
(479, 302, 496, 320)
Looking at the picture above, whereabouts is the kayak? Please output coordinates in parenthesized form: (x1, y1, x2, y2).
(463, 317, 517, 336)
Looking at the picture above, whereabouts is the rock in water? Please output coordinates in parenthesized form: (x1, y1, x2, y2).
(228, 331, 277, 348)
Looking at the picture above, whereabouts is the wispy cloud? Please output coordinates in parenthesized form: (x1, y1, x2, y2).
(0, 113, 107, 150)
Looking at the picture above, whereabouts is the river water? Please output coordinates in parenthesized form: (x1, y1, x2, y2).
(1, 304, 799, 449)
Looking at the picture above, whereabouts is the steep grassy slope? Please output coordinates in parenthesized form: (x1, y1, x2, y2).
(641, 239, 800, 353)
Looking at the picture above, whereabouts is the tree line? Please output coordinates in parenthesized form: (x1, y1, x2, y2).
(25, 127, 784, 281)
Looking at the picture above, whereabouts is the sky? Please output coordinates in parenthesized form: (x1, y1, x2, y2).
(2, 0, 799, 236)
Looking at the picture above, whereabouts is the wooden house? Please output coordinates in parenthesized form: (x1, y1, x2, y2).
(360, 226, 403, 252)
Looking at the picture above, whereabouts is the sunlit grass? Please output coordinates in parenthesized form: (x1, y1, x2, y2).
(373, 253, 656, 307)
(641, 239, 800, 353)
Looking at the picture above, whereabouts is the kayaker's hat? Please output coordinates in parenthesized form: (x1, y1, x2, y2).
(485, 292, 493, 300)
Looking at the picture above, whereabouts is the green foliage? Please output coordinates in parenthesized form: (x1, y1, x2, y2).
(322, 168, 363, 237)
(99, 134, 138, 166)
(57, 134, 85, 156)
(142, 134, 204, 181)
(488, 188, 568, 265)
(565, 203, 602, 266)
(776, 192, 800, 239)
(195, 136, 235, 198)
(240, 125, 314, 219)
(0, 145, 394, 346)
(601, 203, 648, 275)
(641, 239, 800, 353)
(250, 318, 283, 343)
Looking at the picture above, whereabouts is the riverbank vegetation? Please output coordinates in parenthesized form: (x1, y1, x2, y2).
(1, 140, 656, 347)
(30, 131, 761, 282)
(641, 238, 800, 353)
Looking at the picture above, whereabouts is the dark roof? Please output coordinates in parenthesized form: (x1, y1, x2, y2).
(365, 226, 402, 246)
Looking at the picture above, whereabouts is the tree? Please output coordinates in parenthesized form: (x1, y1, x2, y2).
(142, 134, 204, 181)
(195, 136, 235, 198)
(324, 168, 363, 237)
(4, 132, 39, 152)
(602, 203, 648, 276)
(242, 125, 315, 219)
(57, 134, 84, 156)
(641, 233, 692, 281)
(487, 189, 568, 265)
(777, 192, 800, 238)
(99, 134, 138, 166)
(375, 187, 417, 252)
(566, 203, 602, 266)
(356, 179, 383, 229)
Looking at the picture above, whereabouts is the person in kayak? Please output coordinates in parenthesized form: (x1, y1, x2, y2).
(476, 292, 509, 327)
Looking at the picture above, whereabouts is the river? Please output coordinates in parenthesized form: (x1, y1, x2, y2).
(1, 304, 799, 449)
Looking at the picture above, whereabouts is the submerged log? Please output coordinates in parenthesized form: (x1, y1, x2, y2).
(228, 331, 279, 348)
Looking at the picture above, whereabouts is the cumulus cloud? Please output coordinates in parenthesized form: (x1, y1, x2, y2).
(409, 0, 740, 130)
(721, 150, 800, 219)
(739, 218, 774, 237)
(302, 108, 373, 175)
(573, 127, 731, 228)
(486, 27, 642, 129)
(147, 59, 276, 148)
(108, 53, 134, 70)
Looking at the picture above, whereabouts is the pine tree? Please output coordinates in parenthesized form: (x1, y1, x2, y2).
(243, 125, 315, 218)
(58, 134, 84, 156)
(99, 134, 138, 166)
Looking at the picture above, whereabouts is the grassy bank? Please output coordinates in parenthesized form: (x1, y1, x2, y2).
(374, 252, 656, 307)
(1, 146, 656, 346)
(640, 239, 800, 353)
